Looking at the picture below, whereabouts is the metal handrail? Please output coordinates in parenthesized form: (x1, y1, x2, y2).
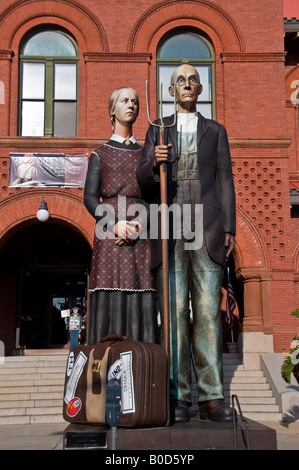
(232, 394, 250, 450)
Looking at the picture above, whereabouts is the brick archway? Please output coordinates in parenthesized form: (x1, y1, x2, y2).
(233, 208, 272, 336)
(0, 192, 94, 250)
(127, 0, 245, 53)
(0, 0, 108, 51)
(234, 206, 270, 271)
(0, 0, 109, 136)
(128, 0, 246, 127)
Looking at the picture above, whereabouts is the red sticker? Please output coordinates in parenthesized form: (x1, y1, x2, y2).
(66, 397, 82, 417)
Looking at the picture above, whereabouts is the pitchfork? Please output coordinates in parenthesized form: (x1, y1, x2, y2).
(146, 80, 177, 361)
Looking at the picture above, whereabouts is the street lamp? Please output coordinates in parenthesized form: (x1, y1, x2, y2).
(36, 197, 49, 222)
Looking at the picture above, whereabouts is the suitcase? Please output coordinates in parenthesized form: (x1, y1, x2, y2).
(63, 334, 169, 428)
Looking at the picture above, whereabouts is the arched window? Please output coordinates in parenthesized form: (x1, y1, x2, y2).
(19, 28, 78, 137)
(157, 31, 215, 119)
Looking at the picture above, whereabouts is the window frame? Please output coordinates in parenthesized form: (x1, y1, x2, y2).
(18, 28, 79, 137)
(157, 31, 216, 119)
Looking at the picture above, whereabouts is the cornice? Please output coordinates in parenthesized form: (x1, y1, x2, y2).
(236, 267, 272, 281)
(0, 49, 14, 60)
(229, 138, 292, 148)
(83, 52, 152, 63)
(221, 52, 286, 63)
(0, 137, 106, 149)
(0, 137, 292, 150)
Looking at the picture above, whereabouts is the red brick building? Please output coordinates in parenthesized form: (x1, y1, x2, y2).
(0, 0, 298, 366)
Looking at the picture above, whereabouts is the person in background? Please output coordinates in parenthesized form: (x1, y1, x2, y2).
(65, 307, 82, 351)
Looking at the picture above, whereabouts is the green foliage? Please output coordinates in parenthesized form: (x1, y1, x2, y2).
(281, 311, 299, 384)
(281, 335, 299, 384)
(282, 354, 297, 384)
(291, 308, 299, 319)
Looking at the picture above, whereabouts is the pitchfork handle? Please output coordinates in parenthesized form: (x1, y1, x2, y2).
(159, 126, 170, 360)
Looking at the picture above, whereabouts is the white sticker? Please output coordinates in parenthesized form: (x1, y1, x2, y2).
(64, 351, 87, 404)
(120, 351, 135, 414)
(108, 359, 123, 380)
(66, 351, 75, 377)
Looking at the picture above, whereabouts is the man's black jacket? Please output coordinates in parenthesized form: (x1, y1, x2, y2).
(136, 113, 236, 270)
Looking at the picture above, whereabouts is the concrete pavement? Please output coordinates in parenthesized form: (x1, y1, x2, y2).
(259, 420, 299, 451)
(0, 423, 66, 450)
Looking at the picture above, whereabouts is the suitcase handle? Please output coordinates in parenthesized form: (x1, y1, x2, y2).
(100, 334, 132, 343)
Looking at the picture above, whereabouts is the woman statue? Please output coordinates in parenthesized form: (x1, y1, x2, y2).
(84, 87, 157, 344)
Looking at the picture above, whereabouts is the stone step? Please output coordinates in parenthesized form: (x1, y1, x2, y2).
(0, 415, 30, 425)
(2, 355, 67, 361)
(223, 364, 244, 371)
(0, 392, 62, 401)
(224, 382, 271, 390)
(0, 367, 66, 375)
(224, 376, 267, 384)
(0, 385, 64, 394)
(0, 414, 65, 425)
(0, 354, 67, 425)
(223, 354, 242, 360)
(3, 354, 68, 362)
(0, 378, 65, 388)
(0, 352, 283, 424)
(0, 398, 62, 409)
(0, 372, 66, 381)
(224, 389, 273, 397)
(22, 349, 69, 356)
(239, 403, 280, 412)
(231, 396, 277, 405)
(0, 402, 34, 411)
(242, 412, 283, 422)
(225, 370, 264, 377)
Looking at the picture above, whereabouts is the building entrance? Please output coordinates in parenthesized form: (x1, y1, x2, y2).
(20, 267, 88, 349)
(0, 221, 91, 353)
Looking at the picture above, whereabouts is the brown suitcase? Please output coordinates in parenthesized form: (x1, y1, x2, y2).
(63, 334, 169, 427)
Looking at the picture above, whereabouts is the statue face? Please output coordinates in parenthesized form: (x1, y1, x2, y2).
(169, 64, 202, 113)
(113, 89, 139, 126)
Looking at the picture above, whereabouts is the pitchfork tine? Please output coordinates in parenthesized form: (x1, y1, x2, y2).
(146, 81, 176, 138)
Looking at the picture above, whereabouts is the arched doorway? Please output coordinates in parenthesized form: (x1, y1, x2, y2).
(0, 221, 92, 353)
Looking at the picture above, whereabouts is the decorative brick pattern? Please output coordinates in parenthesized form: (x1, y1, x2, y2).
(233, 159, 286, 262)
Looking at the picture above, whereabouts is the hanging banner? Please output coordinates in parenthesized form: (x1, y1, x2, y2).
(9, 152, 88, 187)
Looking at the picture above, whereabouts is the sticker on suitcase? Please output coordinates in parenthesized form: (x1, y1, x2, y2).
(107, 358, 123, 380)
(66, 397, 82, 417)
(64, 351, 87, 404)
(108, 351, 135, 414)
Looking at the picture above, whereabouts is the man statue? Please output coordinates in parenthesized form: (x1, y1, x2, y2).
(137, 64, 236, 423)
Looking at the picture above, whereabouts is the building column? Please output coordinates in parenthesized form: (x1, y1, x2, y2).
(236, 267, 273, 370)
(0, 49, 13, 135)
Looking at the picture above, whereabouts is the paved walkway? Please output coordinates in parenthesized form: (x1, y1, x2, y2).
(259, 421, 299, 450)
(0, 420, 298, 450)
